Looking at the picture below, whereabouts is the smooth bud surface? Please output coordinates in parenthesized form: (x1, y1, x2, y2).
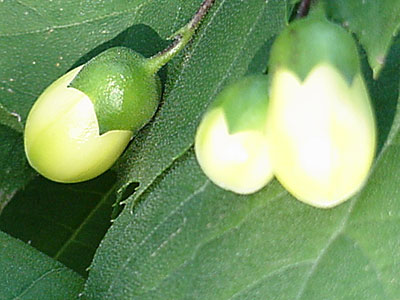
(267, 17, 376, 208)
(70, 47, 161, 134)
(24, 67, 133, 183)
(195, 76, 273, 194)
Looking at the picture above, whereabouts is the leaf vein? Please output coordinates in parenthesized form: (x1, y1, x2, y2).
(15, 0, 43, 17)
(228, 259, 314, 300)
(344, 235, 391, 299)
(293, 96, 400, 299)
(149, 216, 187, 258)
(53, 182, 117, 260)
(107, 179, 211, 294)
(0, 0, 152, 38)
(146, 189, 288, 295)
(12, 267, 67, 299)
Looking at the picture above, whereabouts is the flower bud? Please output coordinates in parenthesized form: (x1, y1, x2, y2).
(24, 0, 217, 184)
(195, 76, 273, 194)
(69, 47, 161, 134)
(24, 66, 133, 183)
(25, 47, 164, 183)
(267, 17, 376, 208)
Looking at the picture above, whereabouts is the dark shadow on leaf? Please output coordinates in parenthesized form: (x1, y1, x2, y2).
(362, 34, 400, 155)
(0, 170, 118, 277)
(111, 182, 139, 220)
(246, 36, 276, 76)
(119, 181, 140, 203)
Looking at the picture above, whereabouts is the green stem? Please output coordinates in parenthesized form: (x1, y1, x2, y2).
(146, 0, 215, 74)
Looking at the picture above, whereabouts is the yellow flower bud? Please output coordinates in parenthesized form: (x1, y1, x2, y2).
(195, 76, 273, 194)
(267, 64, 376, 208)
(24, 67, 133, 183)
(24, 0, 217, 184)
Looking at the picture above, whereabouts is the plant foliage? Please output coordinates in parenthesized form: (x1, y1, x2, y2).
(0, 0, 399, 299)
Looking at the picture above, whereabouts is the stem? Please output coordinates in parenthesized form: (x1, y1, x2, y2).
(146, 0, 215, 74)
(296, 0, 312, 19)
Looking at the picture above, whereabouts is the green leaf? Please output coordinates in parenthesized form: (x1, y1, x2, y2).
(82, 15, 400, 300)
(0, 230, 84, 299)
(0, 172, 119, 277)
(116, 0, 288, 207)
(2, 0, 400, 298)
(85, 88, 400, 298)
(0, 125, 35, 213)
(324, 0, 400, 78)
(0, 103, 23, 132)
(82, 150, 393, 299)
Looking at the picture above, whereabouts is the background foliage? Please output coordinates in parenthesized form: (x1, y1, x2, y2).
(0, 0, 399, 299)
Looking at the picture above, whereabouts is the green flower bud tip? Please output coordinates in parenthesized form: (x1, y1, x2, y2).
(24, 66, 133, 183)
(195, 76, 273, 194)
(267, 17, 376, 208)
(69, 47, 161, 135)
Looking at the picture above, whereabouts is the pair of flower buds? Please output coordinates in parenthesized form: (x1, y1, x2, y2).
(195, 16, 376, 208)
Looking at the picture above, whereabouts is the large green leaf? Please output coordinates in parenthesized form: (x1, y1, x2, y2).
(82, 10, 400, 300)
(0, 230, 84, 299)
(85, 82, 400, 298)
(324, 0, 400, 78)
(0, 172, 119, 277)
(1, 0, 400, 299)
(0, 126, 35, 212)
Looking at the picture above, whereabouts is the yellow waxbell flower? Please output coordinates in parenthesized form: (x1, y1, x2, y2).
(195, 76, 273, 194)
(266, 14, 376, 208)
(24, 67, 133, 183)
(267, 64, 376, 208)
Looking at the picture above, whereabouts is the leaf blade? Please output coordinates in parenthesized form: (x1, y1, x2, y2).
(0, 172, 119, 277)
(82, 14, 400, 300)
(0, 230, 84, 300)
(324, 0, 400, 77)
